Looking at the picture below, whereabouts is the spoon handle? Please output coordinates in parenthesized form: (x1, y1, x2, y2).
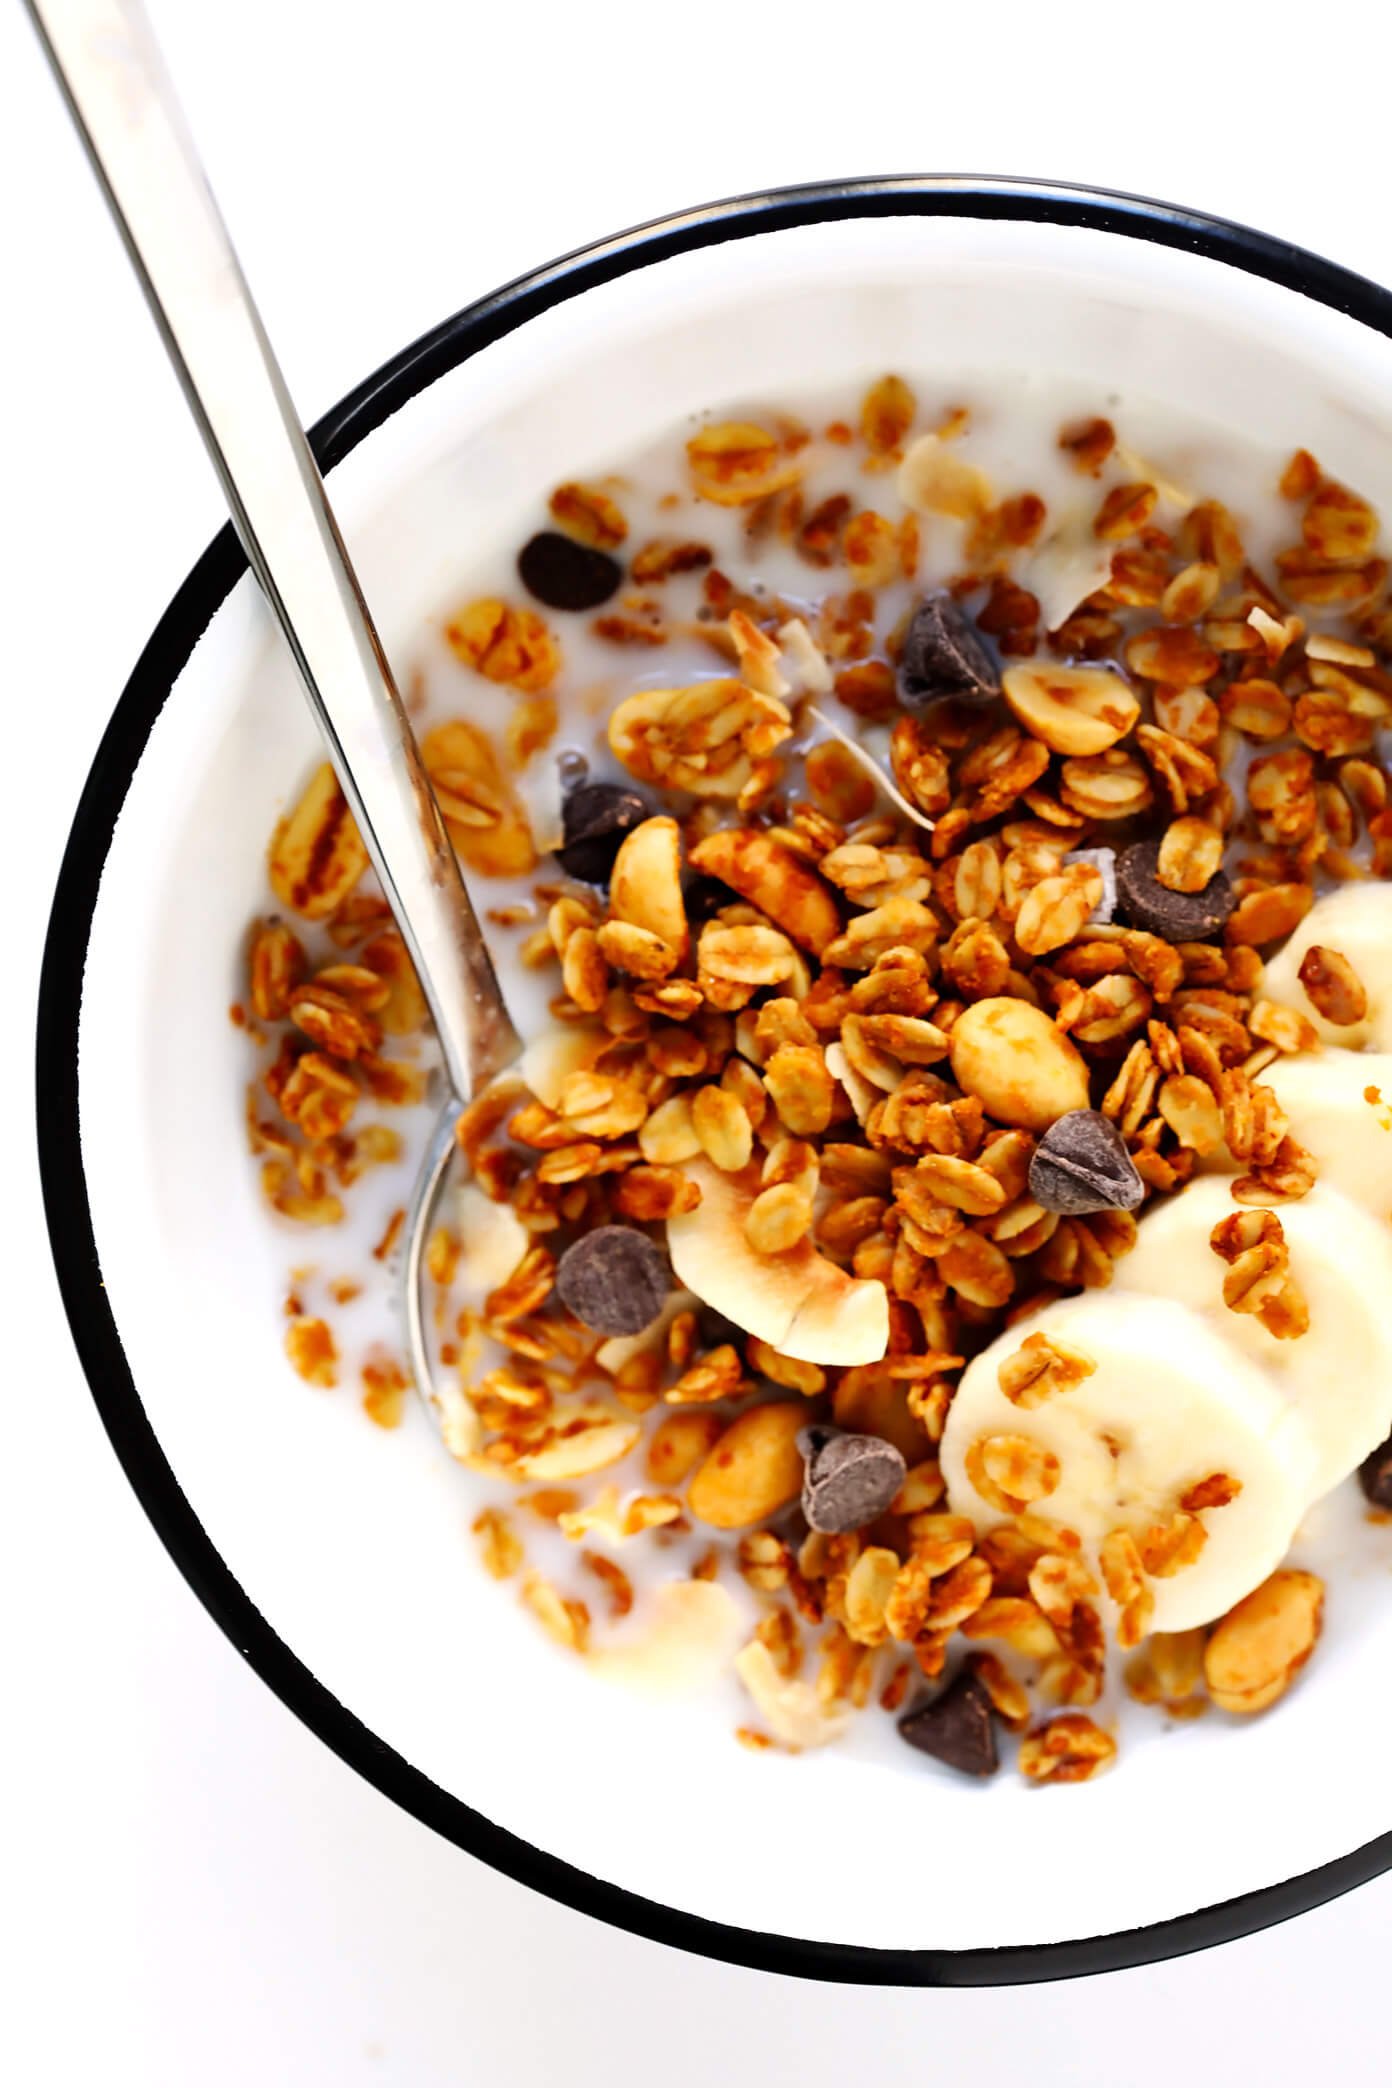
(27, 0, 519, 1101)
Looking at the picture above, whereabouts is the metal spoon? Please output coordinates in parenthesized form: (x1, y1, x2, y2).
(29, 0, 521, 1414)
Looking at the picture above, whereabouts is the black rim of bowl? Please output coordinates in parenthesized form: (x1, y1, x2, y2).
(36, 172, 1392, 1986)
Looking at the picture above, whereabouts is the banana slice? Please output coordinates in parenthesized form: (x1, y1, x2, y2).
(1262, 883, 1392, 1048)
(940, 1292, 1316, 1633)
(1263, 1049, 1392, 1220)
(1116, 1174, 1392, 1497)
(665, 1158, 889, 1366)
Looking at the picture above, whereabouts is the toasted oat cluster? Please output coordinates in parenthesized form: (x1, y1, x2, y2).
(236, 378, 1392, 1784)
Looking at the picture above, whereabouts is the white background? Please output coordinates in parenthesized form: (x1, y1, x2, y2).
(7, 1, 1392, 2080)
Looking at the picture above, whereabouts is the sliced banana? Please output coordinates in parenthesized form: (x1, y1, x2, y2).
(1263, 1049, 1392, 1221)
(665, 1158, 888, 1366)
(1116, 1174, 1392, 1498)
(1261, 883, 1392, 1048)
(941, 1292, 1317, 1633)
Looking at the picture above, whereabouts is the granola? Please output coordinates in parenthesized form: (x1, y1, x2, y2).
(236, 377, 1392, 1783)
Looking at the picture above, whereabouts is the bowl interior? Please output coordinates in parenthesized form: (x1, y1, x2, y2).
(71, 210, 1392, 1959)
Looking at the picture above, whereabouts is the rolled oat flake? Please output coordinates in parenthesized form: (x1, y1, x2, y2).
(898, 1670, 999, 1776)
(896, 590, 1001, 711)
(798, 1426, 906, 1534)
(1029, 1108, 1145, 1216)
(555, 1226, 669, 1337)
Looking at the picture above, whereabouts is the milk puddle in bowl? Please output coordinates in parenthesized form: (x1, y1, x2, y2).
(235, 366, 1392, 1782)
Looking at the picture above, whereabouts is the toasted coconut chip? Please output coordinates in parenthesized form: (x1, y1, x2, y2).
(520, 1026, 607, 1108)
(595, 1290, 700, 1375)
(805, 706, 935, 833)
(1113, 445, 1197, 514)
(588, 1579, 744, 1693)
(457, 1183, 531, 1307)
(735, 1638, 851, 1748)
(429, 1377, 481, 1462)
(515, 750, 566, 853)
(667, 1157, 889, 1366)
(1026, 508, 1115, 633)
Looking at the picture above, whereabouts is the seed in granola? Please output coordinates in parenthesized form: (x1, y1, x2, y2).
(897, 1670, 998, 1776)
(1358, 1431, 1392, 1509)
(517, 530, 622, 612)
(798, 1425, 908, 1534)
(554, 1226, 669, 1336)
(555, 781, 651, 884)
(1297, 945, 1368, 1028)
(1028, 1109, 1145, 1216)
(1116, 838, 1233, 942)
(896, 591, 1001, 711)
(948, 997, 1090, 1133)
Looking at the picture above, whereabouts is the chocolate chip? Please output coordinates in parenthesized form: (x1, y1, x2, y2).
(1029, 1108, 1146, 1216)
(1358, 1433, 1392, 1509)
(682, 874, 739, 925)
(554, 781, 650, 884)
(555, 1226, 669, 1336)
(896, 591, 1001, 711)
(518, 530, 623, 612)
(898, 1671, 998, 1777)
(698, 1304, 746, 1351)
(1116, 838, 1233, 942)
(798, 1428, 906, 1533)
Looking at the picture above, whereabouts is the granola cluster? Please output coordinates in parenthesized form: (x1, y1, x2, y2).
(237, 375, 1392, 1784)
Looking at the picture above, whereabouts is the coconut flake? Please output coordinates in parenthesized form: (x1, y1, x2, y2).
(520, 1026, 605, 1108)
(1113, 444, 1197, 515)
(587, 1579, 745, 1694)
(729, 610, 791, 697)
(595, 1289, 699, 1375)
(558, 1486, 684, 1545)
(457, 1182, 530, 1306)
(1026, 507, 1116, 634)
(514, 750, 566, 854)
(1065, 847, 1118, 926)
(1249, 604, 1304, 665)
(825, 1039, 880, 1126)
(734, 1638, 851, 1748)
(429, 1377, 481, 1462)
(776, 616, 834, 695)
(804, 705, 935, 833)
(897, 433, 993, 521)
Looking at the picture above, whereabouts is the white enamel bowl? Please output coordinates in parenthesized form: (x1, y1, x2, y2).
(38, 180, 1392, 1984)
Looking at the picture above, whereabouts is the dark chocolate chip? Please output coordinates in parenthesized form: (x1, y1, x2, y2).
(554, 1226, 669, 1337)
(518, 530, 623, 612)
(554, 781, 650, 884)
(795, 1423, 840, 1464)
(800, 1429, 907, 1533)
(896, 591, 1001, 711)
(1029, 1109, 1146, 1216)
(682, 874, 740, 925)
(1358, 1433, 1392, 1509)
(1116, 839, 1233, 942)
(698, 1304, 746, 1352)
(898, 1671, 998, 1777)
